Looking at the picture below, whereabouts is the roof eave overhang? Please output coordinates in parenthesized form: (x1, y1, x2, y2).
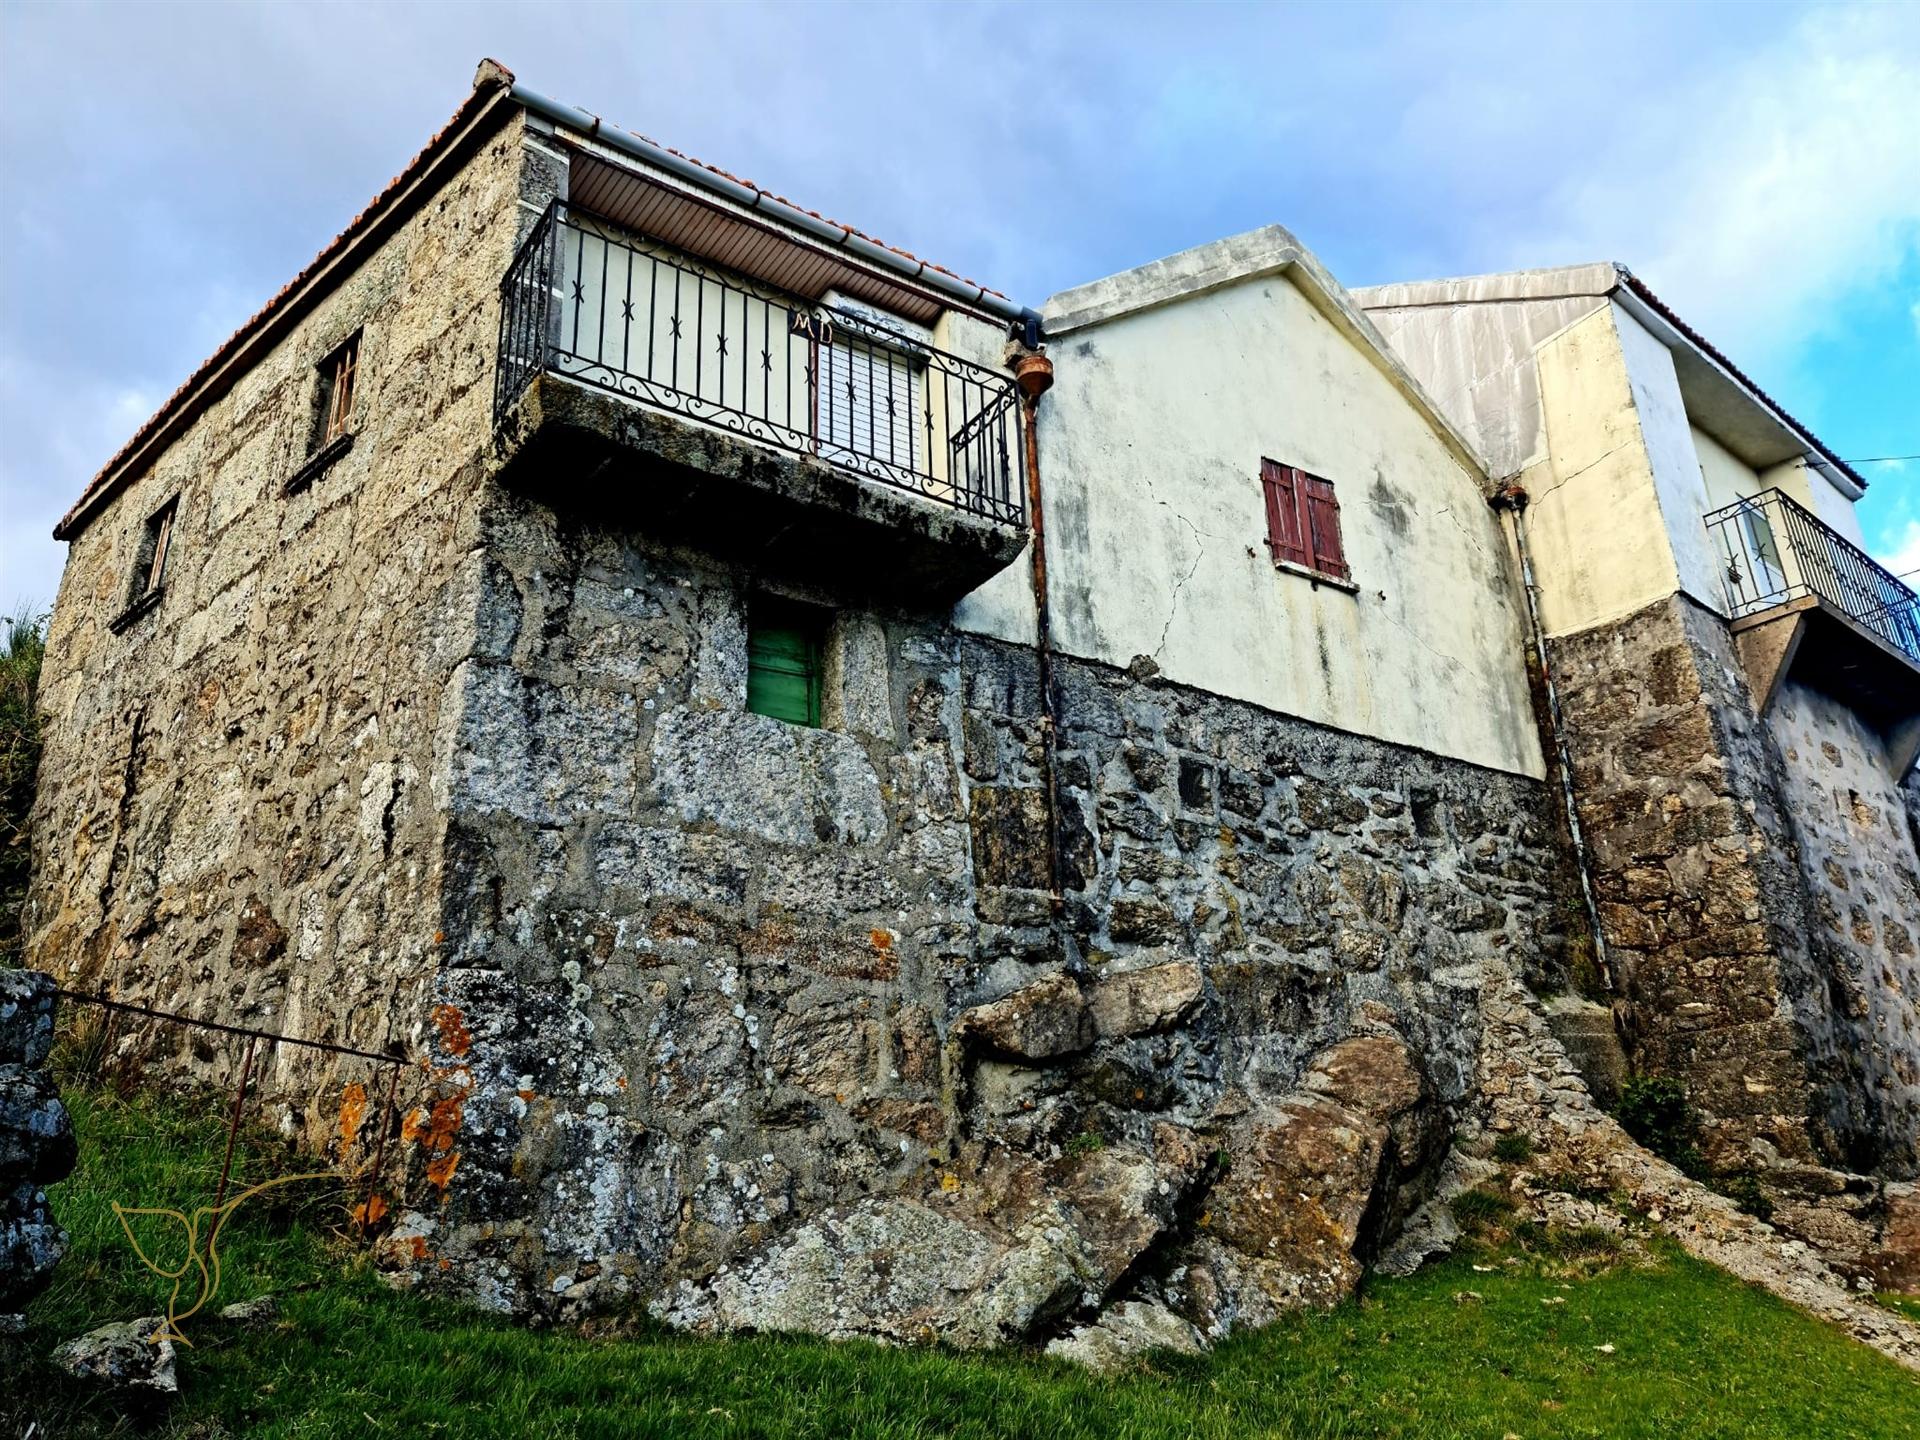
(1609, 274, 1866, 501)
(1044, 225, 1492, 483)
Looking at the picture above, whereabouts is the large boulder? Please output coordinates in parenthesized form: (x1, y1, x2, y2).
(1145, 1030, 1444, 1340)
(1046, 1300, 1204, 1372)
(658, 1139, 1208, 1349)
(1, 1181, 69, 1313)
(0, 970, 57, 1068)
(0, 1064, 77, 1181)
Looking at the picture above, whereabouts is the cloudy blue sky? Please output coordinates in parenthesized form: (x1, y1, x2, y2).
(1, 0, 1915, 614)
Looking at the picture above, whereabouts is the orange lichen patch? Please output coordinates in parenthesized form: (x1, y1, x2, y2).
(431, 1004, 472, 1057)
(400, 1107, 428, 1144)
(517, 1089, 536, 1102)
(433, 930, 446, 945)
(338, 1082, 369, 1150)
(425, 1150, 461, 1192)
(424, 1097, 463, 1152)
(408, 1235, 431, 1260)
(869, 928, 894, 952)
(438, 1257, 452, 1271)
(350, 1192, 389, 1229)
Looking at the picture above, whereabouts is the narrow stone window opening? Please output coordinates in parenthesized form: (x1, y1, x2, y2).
(314, 331, 361, 450)
(747, 594, 830, 727)
(130, 495, 177, 605)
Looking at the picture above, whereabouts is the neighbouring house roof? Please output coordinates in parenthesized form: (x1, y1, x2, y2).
(56, 59, 1027, 542)
(1043, 224, 1492, 481)
(1352, 263, 1867, 498)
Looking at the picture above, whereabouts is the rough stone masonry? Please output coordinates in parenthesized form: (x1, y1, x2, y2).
(20, 70, 1918, 1359)
(369, 488, 1579, 1341)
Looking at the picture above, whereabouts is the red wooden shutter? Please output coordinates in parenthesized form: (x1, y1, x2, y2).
(1302, 473, 1348, 581)
(1261, 459, 1309, 567)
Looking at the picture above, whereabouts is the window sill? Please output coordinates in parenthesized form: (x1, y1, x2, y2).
(108, 586, 165, 635)
(284, 431, 354, 495)
(1273, 558, 1358, 594)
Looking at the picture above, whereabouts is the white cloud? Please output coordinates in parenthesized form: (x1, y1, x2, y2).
(1882, 518, 1920, 582)
(1509, 3, 1920, 367)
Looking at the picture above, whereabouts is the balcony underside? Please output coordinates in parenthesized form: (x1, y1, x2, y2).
(494, 372, 1029, 606)
(1732, 595, 1920, 777)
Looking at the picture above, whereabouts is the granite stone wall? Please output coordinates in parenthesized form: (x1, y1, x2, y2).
(1547, 592, 1920, 1281)
(373, 483, 1577, 1340)
(23, 120, 559, 1159)
(1546, 595, 1839, 1167)
(1766, 681, 1920, 1178)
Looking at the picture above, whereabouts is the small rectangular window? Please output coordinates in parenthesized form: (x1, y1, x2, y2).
(132, 496, 178, 603)
(315, 332, 360, 448)
(746, 595, 828, 727)
(1261, 459, 1349, 583)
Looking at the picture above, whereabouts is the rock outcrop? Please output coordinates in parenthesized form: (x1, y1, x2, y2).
(1, 969, 71, 1324)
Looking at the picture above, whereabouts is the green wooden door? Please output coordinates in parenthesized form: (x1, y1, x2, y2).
(747, 600, 823, 727)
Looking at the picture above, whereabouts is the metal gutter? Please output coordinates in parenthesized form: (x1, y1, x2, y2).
(507, 80, 1043, 331)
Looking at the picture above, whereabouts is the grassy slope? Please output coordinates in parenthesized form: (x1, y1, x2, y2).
(10, 1089, 1919, 1439)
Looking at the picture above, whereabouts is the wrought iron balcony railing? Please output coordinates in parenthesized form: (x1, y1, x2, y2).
(1706, 487, 1920, 662)
(494, 201, 1024, 526)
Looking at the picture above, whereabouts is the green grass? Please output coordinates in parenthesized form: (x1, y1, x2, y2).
(10, 1086, 1920, 1439)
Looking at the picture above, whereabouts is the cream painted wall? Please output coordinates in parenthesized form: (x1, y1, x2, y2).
(1612, 306, 1728, 618)
(1524, 306, 1680, 638)
(961, 266, 1544, 780)
(1768, 458, 1872, 548)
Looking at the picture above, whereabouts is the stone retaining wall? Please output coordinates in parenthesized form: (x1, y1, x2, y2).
(1547, 592, 1920, 1282)
(376, 490, 1577, 1339)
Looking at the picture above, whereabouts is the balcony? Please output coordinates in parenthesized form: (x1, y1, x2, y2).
(490, 202, 1028, 604)
(1706, 488, 1920, 774)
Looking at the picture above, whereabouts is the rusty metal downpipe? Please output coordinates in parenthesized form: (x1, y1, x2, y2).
(1014, 351, 1063, 915)
(1494, 482, 1612, 993)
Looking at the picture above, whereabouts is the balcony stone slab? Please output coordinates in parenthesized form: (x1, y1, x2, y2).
(1730, 595, 1920, 777)
(492, 374, 1028, 610)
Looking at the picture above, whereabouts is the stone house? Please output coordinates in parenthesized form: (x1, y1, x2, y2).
(1357, 267, 1920, 1250)
(22, 62, 1916, 1342)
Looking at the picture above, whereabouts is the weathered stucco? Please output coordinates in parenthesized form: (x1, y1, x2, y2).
(964, 230, 1546, 781)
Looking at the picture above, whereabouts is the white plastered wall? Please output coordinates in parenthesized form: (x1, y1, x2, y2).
(959, 249, 1545, 780)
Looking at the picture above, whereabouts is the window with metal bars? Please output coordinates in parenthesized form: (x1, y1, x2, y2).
(1260, 459, 1350, 584)
(746, 595, 829, 728)
(314, 332, 360, 449)
(820, 336, 923, 475)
